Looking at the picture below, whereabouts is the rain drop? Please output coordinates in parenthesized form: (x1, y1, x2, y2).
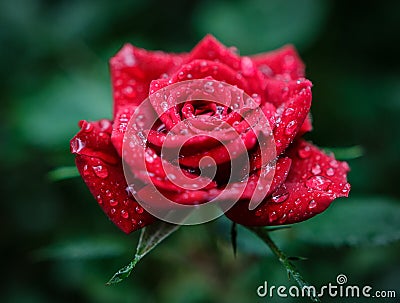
(121, 209, 129, 219)
(271, 187, 289, 203)
(308, 199, 317, 209)
(109, 199, 118, 207)
(297, 145, 311, 159)
(284, 120, 297, 135)
(326, 167, 335, 176)
(92, 165, 108, 179)
(160, 101, 169, 111)
(311, 164, 321, 175)
(135, 205, 144, 214)
(269, 211, 278, 223)
(204, 81, 214, 93)
(306, 175, 332, 191)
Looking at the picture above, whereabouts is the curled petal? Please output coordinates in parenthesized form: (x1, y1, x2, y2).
(70, 120, 155, 233)
(251, 45, 305, 79)
(226, 140, 350, 226)
(110, 44, 188, 116)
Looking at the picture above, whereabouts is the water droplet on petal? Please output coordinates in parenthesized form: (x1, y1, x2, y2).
(110, 208, 116, 215)
(92, 165, 108, 178)
(308, 199, 317, 209)
(330, 160, 339, 168)
(326, 167, 335, 176)
(269, 211, 278, 223)
(284, 120, 297, 135)
(241, 56, 255, 76)
(284, 107, 295, 116)
(255, 209, 263, 217)
(306, 175, 332, 191)
(126, 184, 136, 196)
(311, 164, 321, 175)
(271, 187, 289, 203)
(109, 199, 118, 207)
(294, 198, 302, 205)
(204, 81, 214, 93)
(297, 145, 311, 159)
(121, 209, 129, 219)
(135, 205, 144, 214)
(81, 121, 93, 132)
(160, 101, 168, 111)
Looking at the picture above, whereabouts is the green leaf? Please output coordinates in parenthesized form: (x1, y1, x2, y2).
(295, 197, 400, 246)
(48, 166, 80, 181)
(106, 221, 180, 285)
(324, 145, 364, 160)
(33, 236, 126, 261)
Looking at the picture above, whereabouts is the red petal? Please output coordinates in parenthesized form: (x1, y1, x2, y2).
(225, 140, 350, 226)
(70, 120, 155, 233)
(273, 80, 312, 155)
(188, 34, 242, 70)
(110, 44, 187, 116)
(251, 45, 305, 79)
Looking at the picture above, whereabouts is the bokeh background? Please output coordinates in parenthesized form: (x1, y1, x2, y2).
(1, 0, 400, 302)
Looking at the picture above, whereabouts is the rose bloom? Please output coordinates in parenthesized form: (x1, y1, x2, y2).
(71, 35, 350, 233)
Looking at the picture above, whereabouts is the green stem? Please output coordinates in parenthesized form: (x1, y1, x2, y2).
(247, 226, 321, 303)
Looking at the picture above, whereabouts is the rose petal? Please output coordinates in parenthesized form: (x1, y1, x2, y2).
(188, 34, 242, 70)
(225, 140, 350, 226)
(273, 80, 312, 155)
(251, 45, 305, 79)
(70, 120, 155, 233)
(110, 44, 187, 116)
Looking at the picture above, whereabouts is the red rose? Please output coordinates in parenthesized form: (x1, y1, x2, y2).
(70, 35, 350, 233)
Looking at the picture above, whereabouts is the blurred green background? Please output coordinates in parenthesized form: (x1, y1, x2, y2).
(1, 0, 400, 302)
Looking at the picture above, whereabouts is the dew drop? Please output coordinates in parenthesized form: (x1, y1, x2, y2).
(308, 199, 317, 209)
(311, 164, 321, 175)
(110, 208, 116, 215)
(123, 86, 136, 98)
(330, 160, 339, 168)
(167, 173, 176, 181)
(294, 198, 302, 205)
(306, 175, 332, 191)
(271, 187, 289, 203)
(284, 107, 295, 116)
(255, 209, 263, 217)
(326, 167, 335, 176)
(92, 165, 108, 178)
(126, 184, 136, 196)
(297, 145, 311, 159)
(121, 209, 129, 219)
(81, 121, 93, 132)
(269, 211, 278, 223)
(135, 205, 144, 214)
(284, 120, 297, 135)
(109, 199, 118, 207)
(160, 101, 169, 111)
(83, 164, 90, 176)
(204, 81, 214, 93)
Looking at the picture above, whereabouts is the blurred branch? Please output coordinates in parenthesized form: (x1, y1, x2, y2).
(48, 166, 80, 181)
(246, 226, 321, 302)
(323, 145, 364, 160)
